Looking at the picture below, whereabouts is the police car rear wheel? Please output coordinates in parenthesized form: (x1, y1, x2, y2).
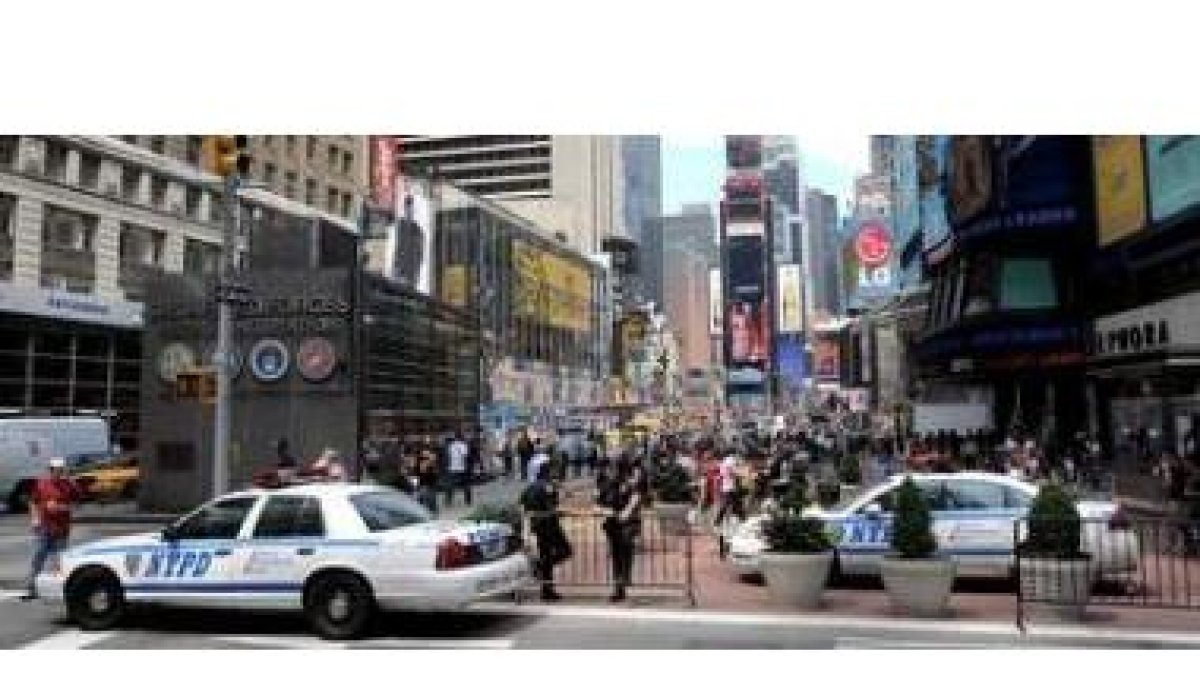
(304, 572, 374, 640)
(66, 568, 125, 631)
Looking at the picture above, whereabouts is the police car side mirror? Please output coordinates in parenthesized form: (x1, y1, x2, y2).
(863, 503, 883, 519)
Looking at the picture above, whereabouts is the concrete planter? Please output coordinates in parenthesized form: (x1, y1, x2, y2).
(761, 551, 833, 610)
(655, 502, 692, 536)
(880, 556, 956, 618)
(1019, 556, 1092, 619)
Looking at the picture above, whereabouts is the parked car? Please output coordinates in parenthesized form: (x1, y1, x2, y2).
(728, 472, 1139, 580)
(35, 483, 530, 639)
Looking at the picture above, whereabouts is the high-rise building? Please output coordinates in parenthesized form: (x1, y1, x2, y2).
(643, 204, 716, 310)
(763, 136, 804, 264)
(804, 188, 843, 320)
(395, 135, 624, 255)
(662, 244, 712, 374)
(870, 135, 897, 176)
(620, 136, 662, 248)
(127, 135, 369, 222)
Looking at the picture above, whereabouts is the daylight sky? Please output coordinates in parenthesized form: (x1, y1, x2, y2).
(660, 135, 868, 216)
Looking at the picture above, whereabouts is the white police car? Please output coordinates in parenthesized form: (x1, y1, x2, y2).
(727, 472, 1139, 580)
(35, 483, 529, 639)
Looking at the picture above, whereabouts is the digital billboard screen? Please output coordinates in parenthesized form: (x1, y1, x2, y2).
(724, 236, 765, 302)
(1146, 135, 1200, 225)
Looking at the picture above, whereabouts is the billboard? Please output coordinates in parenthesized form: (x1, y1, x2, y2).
(775, 334, 806, 391)
(369, 136, 396, 211)
(1093, 135, 1147, 246)
(441, 264, 468, 308)
(386, 177, 434, 294)
(511, 240, 592, 332)
(777, 263, 803, 334)
(814, 338, 840, 382)
(725, 236, 766, 302)
(917, 135, 952, 255)
(944, 136, 1090, 242)
(727, 301, 769, 365)
(1146, 136, 1200, 225)
(709, 268, 723, 336)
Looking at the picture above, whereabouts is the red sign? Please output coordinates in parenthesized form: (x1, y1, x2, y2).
(855, 222, 892, 267)
(369, 136, 396, 211)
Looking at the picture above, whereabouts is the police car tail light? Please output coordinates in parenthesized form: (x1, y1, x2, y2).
(436, 538, 471, 571)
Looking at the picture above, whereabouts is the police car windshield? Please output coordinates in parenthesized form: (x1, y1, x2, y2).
(350, 490, 432, 532)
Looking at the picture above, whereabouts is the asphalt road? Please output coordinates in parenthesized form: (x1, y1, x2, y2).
(1, 592, 1198, 649)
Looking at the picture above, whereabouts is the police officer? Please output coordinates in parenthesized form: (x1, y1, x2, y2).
(520, 463, 571, 601)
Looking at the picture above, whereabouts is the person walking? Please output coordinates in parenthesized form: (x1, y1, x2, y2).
(274, 438, 298, 485)
(445, 432, 473, 508)
(501, 433, 515, 481)
(520, 463, 572, 601)
(22, 458, 82, 600)
(599, 460, 644, 603)
(517, 429, 535, 481)
(416, 444, 441, 515)
(310, 448, 348, 482)
(528, 439, 551, 483)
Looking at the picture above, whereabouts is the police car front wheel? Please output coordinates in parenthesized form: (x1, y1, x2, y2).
(304, 572, 375, 640)
(66, 568, 126, 631)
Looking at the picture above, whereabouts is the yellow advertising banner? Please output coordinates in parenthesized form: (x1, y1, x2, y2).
(441, 264, 468, 308)
(510, 240, 593, 331)
(1093, 135, 1147, 246)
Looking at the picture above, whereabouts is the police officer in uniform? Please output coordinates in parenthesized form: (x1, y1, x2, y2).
(520, 463, 571, 601)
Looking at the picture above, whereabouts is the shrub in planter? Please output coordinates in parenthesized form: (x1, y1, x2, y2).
(1018, 482, 1092, 616)
(759, 491, 837, 610)
(880, 477, 955, 617)
(652, 462, 695, 535)
(838, 453, 862, 486)
(462, 502, 524, 537)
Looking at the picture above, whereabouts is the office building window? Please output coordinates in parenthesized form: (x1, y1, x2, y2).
(263, 135, 274, 147)
(286, 136, 297, 154)
(185, 136, 204, 166)
(264, 162, 277, 186)
(79, 152, 101, 190)
(43, 205, 96, 252)
(185, 186, 202, 218)
(305, 178, 317, 206)
(327, 187, 338, 213)
(120, 135, 138, 146)
(122, 167, 142, 202)
(342, 151, 353, 176)
(149, 136, 166, 154)
(150, 175, 169, 209)
(341, 193, 352, 218)
(328, 146, 338, 171)
(120, 223, 165, 267)
(183, 238, 221, 276)
(306, 137, 317, 160)
(44, 141, 69, 181)
(285, 171, 297, 199)
(0, 136, 18, 169)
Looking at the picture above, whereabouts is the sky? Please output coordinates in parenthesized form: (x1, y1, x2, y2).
(660, 135, 868, 217)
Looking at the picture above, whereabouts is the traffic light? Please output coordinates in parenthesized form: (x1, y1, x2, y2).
(202, 135, 251, 178)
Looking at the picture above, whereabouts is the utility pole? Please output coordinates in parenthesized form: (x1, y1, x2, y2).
(203, 136, 251, 498)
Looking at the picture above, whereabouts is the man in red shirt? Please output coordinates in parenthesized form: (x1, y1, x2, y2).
(22, 457, 82, 600)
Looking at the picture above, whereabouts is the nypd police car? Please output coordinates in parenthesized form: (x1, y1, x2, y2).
(727, 472, 1139, 580)
(35, 483, 529, 639)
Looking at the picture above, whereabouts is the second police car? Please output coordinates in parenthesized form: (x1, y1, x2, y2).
(727, 472, 1140, 580)
(35, 483, 530, 639)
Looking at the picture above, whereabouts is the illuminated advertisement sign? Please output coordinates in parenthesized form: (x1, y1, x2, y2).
(709, 268, 723, 336)
(369, 136, 396, 211)
(726, 301, 769, 365)
(777, 263, 803, 334)
(1146, 135, 1200, 224)
(944, 136, 1090, 242)
(1093, 135, 1148, 246)
(389, 177, 434, 295)
(776, 335, 806, 391)
(725, 236, 765, 302)
(511, 240, 593, 332)
(814, 338, 840, 382)
(855, 222, 892, 266)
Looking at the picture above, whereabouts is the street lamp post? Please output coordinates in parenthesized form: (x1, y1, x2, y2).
(212, 174, 240, 498)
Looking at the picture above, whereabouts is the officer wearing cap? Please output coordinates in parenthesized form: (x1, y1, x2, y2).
(22, 457, 82, 600)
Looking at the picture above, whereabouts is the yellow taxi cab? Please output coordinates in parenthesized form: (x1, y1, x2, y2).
(73, 456, 139, 502)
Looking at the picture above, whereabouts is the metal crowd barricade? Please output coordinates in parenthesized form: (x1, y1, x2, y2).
(1014, 516, 1200, 629)
(519, 507, 696, 606)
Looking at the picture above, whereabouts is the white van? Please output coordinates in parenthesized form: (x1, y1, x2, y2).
(0, 417, 112, 512)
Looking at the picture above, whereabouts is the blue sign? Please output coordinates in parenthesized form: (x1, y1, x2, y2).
(249, 339, 290, 382)
(1146, 136, 1200, 225)
(775, 336, 806, 391)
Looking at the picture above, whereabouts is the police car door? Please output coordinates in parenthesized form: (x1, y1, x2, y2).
(125, 495, 261, 607)
(837, 483, 897, 576)
(940, 479, 1014, 576)
(238, 494, 328, 610)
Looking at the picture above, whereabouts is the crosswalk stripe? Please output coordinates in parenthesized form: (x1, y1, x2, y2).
(21, 629, 115, 650)
(219, 634, 515, 649)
